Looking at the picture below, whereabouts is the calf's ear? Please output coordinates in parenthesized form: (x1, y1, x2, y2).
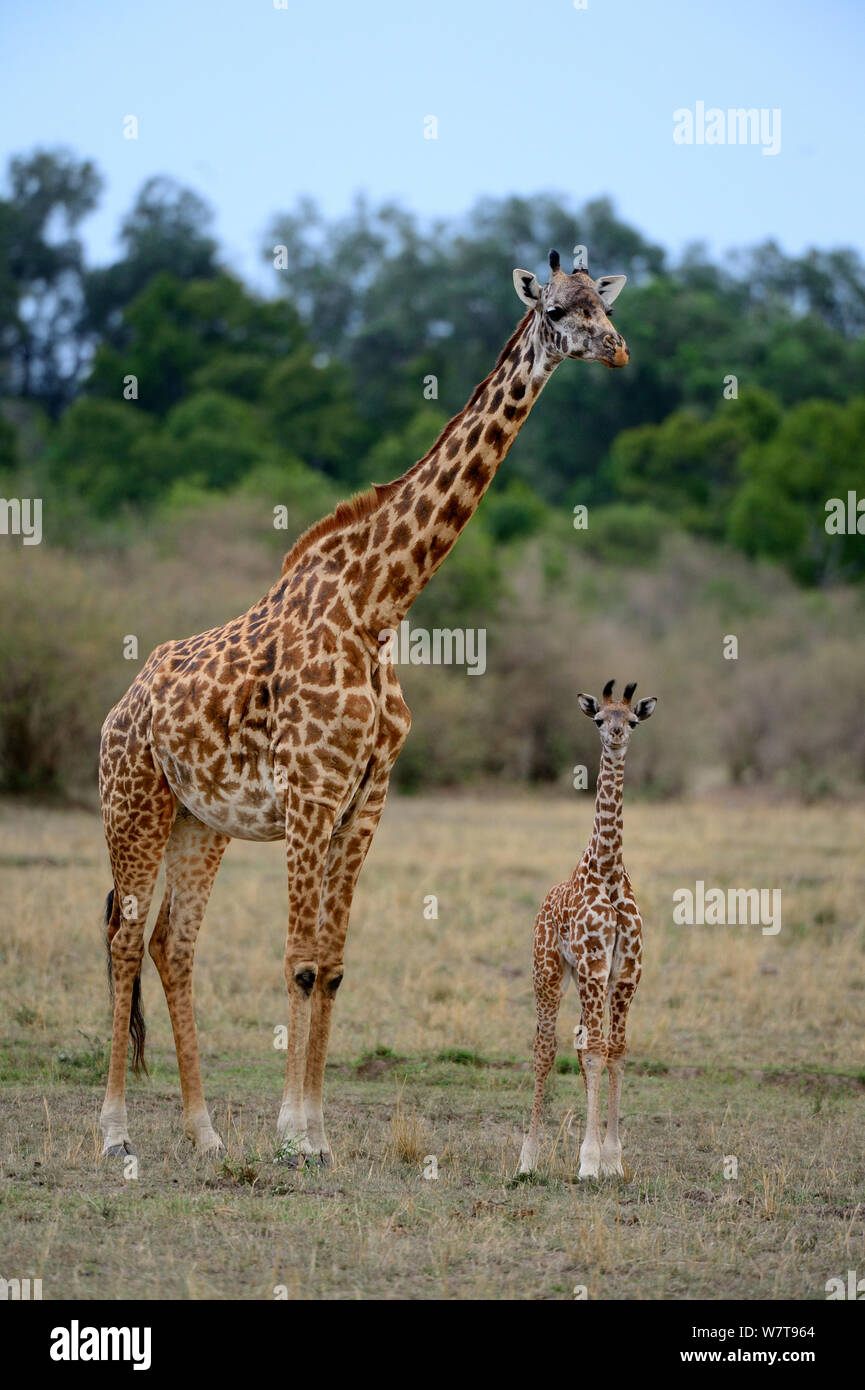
(634, 696, 657, 721)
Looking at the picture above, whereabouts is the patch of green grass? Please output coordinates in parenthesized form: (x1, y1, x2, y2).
(54, 1033, 109, 1084)
(555, 1056, 582, 1075)
(356, 1045, 397, 1063)
(436, 1048, 486, 1067)
(632, 1057, 670, 1076)
(0, 1042, 47, 1083)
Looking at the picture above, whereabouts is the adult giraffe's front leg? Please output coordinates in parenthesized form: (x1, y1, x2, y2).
(277, 790, 336, 1165)
(303, 778, 391, 1165)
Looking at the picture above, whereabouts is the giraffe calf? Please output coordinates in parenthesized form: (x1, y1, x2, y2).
(519, 680, 657, 1180)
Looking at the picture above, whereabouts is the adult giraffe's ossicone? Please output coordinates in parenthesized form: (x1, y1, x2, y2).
(97, 249, 629, 1163)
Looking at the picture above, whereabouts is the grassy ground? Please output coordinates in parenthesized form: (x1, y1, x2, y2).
(1, 791, 864, 1300)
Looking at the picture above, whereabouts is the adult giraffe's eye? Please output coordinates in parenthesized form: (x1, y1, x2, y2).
(629, 719, 638, 728)
(547, 306, 566, 322)
(594, 717, 603, 726)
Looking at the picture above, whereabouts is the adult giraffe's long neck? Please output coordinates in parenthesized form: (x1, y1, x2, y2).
(356, 309, 555, 638)
(589, 748, 626, 881)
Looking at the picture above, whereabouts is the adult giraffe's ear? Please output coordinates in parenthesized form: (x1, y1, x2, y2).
(596, 274, 627, 309)
(577, 693, 599, 718)
(513, 268, 542, 308)
(634, 696, 657, 721)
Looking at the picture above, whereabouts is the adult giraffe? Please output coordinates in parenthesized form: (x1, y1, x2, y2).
(98, 248, 629, 1163)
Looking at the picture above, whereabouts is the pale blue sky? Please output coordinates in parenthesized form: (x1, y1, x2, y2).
(2, 0, 863, 285)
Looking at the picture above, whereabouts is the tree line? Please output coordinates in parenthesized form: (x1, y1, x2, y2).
(2, 148, 864, 583)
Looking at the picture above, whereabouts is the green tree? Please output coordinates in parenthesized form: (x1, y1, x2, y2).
(0, 148, 102, 417)
(86, 272, 307, 417)
(159, 390, 272, 491)
(605, 388, 782, 535)
(47, 398, 158, 513)
(84, 176, 220, 341)
(0, 413, 17, 474)
(262, 347, 364, 481)
(728, 397, 865, 584)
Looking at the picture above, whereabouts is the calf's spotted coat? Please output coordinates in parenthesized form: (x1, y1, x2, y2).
(519, 680, 657, 1180)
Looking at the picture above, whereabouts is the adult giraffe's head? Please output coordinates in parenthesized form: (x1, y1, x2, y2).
(512, 247, 629, 369)
(578, 680, 657, 755)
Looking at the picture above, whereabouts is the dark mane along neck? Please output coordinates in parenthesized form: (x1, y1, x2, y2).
(281, 490, 383, 576)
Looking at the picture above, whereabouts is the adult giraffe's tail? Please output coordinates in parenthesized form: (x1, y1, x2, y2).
(103, 888, 148, 1077)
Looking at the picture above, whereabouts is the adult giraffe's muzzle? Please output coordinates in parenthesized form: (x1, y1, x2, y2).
(603, 336, 630, 368)
(611, 341, 630, 367)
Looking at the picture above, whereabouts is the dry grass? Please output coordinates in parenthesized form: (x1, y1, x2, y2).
(387, 1091, 430, 1167)
(1, 791, 864, 1300)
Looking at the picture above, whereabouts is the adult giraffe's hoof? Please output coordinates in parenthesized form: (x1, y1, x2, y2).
(189, 1130, 224, 1155)
(518, 1136, 539, 1175)
(578, 1149, 601, 1180)
(102, 1141, 135, 1159)
(274, 1137, 303, 1168)
(275, 1149, 330, 1170)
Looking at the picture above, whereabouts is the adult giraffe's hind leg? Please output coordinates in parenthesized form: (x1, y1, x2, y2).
(100, 754, 176, 1157)
(519, 908, 565, 1175)
(148, 808, 230, 1152)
